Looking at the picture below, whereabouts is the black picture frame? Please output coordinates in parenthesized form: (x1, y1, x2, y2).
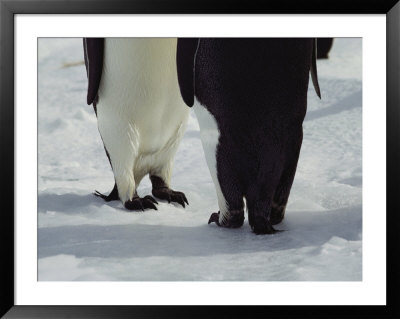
(1, 0, 399, 317)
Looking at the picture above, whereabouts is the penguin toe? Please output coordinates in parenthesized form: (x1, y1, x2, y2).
(144, 195, 158, 205)
(174, 192, 189, 205)
(170, 191, 188, 208)
(208, 210, 244, 228)
(124, 196, 158, 211)
(93, 186, 119, 202)
(124, 197, 145, 211)
(142, 196, 158, 210)
(152, 188, 189, 208)
(182, 194, 189, 205)
(208, 212, 221, 226)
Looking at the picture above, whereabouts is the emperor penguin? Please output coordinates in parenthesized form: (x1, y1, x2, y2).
(176, 38, 321, 234)
(84, 38, 189, 211)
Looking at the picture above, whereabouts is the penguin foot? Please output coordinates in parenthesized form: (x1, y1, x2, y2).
(270, 202, 286, 225)
(94, 183, 119, 202)
(208, 212, 221, 226)
(251, 217, 283, 235)
(124, 195, 158, 211)
(208, 210, 244, 228)
(152, 187, 189, 208)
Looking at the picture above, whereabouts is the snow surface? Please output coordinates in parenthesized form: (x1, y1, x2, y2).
(38, 38, 362, 281)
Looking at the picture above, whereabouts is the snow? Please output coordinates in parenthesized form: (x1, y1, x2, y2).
(38, 38, 362, 281)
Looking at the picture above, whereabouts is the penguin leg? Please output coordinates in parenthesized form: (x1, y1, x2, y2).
(207, 181, 245, 229)
(150, 175, 188, 208)
(93, 143, 158, 210)
(96, 109, 149, 210)
(93, 171, 158, 210)
(207, 142, 245, 229)
(270, 134, 303, 225)
(148, 123, 189, 208)
(245, 175, 283, 235)
(123, 171, 158, 211)
(270, 164, 297, 225)
(93, 147, 120, 202)
(193, 103, 244, 227)
(247, 199, 281, 235)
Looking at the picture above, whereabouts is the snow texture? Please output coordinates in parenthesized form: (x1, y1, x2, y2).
(38, 38, 362, 281)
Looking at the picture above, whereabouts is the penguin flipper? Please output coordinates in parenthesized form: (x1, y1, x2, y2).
(311, 38, 321, 99)
(176, 38, 199, 107)
(83, 38, 104, 105)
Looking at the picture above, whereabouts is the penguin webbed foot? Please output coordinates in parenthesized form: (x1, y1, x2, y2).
(270, 203, 286, 225)
(251, 218, 284, 235)
(252, 225, 283, 235)
(124, 195, 158, 211)
(94, 184, 119, 202)
(152, 187, 189, 208)
(208, 212, 221, 226)
(208, 210, 245, 228)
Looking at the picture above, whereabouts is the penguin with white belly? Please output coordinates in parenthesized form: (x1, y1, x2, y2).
(176, 38, 321, 234)
(84, 38, 189, 210)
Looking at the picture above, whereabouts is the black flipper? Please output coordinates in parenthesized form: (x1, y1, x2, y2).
(311, 38, 321, 99)
(83, 38, 104, 105)
(176, 38, 199, 107)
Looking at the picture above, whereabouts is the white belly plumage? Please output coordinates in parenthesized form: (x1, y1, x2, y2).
(96, 38, 189, 204)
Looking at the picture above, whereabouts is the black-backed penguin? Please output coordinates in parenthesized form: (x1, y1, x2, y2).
(84, 38, 189, 211)
(176, 38, 320, 234)
(317, 38, 334, 59)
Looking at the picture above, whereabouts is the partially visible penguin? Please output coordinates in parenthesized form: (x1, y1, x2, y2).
(176, 38, 320, 234)
(317, 38, 334, 59)
(84, 38, 189, 210)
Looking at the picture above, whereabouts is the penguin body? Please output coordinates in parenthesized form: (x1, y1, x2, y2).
(84, 38, 189, 210)
(177, 38, 320, 234)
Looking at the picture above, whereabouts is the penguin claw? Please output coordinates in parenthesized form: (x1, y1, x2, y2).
(144, 195, 158, 205)
(208, 212, 221, 226)
(172, 191, 189, 208)
(93, 184, 119, 202)
(183, 195, 189, 206)
(208, 210, 244, 228)
(172, 193, 185, 208)
(94, 190, 106, 199)
(143, 200, 158, 211)
(152, 188, 189, 208)
(93, 188, 119, 202)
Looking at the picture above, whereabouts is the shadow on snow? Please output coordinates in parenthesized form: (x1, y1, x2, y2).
(38, 192, 361, 260)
